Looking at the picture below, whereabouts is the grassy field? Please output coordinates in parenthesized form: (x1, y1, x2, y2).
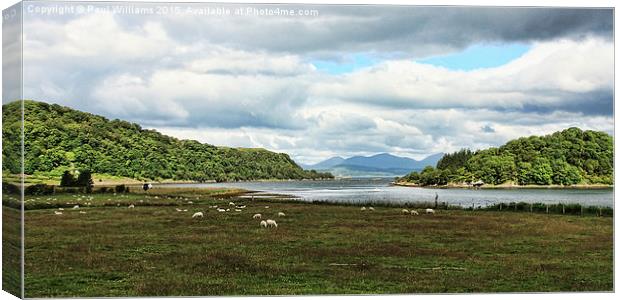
(13, 188, 613, 297)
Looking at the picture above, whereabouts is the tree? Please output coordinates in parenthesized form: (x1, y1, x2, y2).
(60, 170, 75, 187)
(76, 170, 94, 193)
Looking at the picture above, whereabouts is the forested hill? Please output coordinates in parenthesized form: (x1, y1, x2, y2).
(400, 127, 613, 186)
(2, 100, 333, 182)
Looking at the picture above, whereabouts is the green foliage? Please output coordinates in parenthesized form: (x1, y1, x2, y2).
(402, 127, 612, 186)
(2, 101, 333, 182)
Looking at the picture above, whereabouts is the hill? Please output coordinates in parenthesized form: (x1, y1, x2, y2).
(400, 128, 613, 186)
(1, 100, 333, 182)
(304, 153, 444, 177)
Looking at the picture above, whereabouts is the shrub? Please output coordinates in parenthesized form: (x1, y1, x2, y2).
(24, 184, 55, 195)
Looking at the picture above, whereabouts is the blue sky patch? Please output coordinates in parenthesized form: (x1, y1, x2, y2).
(418, 43, 531, 71)
(312, 54, 378, 74)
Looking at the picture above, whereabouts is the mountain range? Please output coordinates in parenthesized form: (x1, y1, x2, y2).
(301, 153, 444, 177)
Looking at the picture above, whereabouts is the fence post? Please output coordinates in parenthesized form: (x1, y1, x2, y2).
(562, 204, 565, 215)
(580, 205, 583, 216)
(499, 203, 502, 211)
(530, 203, 533, 213)
(514, 203, 517, 212)
(546, 204, 549, 214)
(599, 207, 602, 217)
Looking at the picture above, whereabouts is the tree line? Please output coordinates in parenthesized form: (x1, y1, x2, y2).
(400, 127, 613, 186)
(2, 101, 333, 182)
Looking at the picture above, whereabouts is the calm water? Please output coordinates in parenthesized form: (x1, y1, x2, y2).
(163, 178, 614, 208)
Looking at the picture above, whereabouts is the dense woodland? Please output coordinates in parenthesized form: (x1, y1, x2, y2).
(401, 128, 613, 186)
(2, 100, 333, 182)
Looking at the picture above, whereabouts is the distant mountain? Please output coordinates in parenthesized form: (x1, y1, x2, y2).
(303, 153, 444, 177)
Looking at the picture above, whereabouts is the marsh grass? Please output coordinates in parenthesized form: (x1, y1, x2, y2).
(17, 189, 613, 297)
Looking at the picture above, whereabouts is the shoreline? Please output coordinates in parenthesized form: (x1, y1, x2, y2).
(392, 181, 613, 190)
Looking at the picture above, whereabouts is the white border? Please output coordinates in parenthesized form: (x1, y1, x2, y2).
(0, 1, 617, 300)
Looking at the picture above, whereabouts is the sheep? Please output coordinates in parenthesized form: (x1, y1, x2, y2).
(187, 201, 193, 204)
(361, 206, 366, 211)
(425, 208, 435, 214)
(369, 207, 375, 211)
(128, 204, 135, 208)
(236, 205, 246, 209)
(72, 205, 80, 209)
(260, 220, 267, 228)
(235, 209, 242, 212)
(175, 208, 183, 212)
(226, 208, 231, 212)
(217, 208, 226, 212)
(58, 208, 64, 211)
(402, 209, 409, 214)
(54, 211, 63, 215)
(192, 212, 204, 218)
(266, 219, 278, 228)
(265, 206, 270, 209)
(278, 212, 286, 217)
(253, 213, 262, 219)
(79, 211, 87, 214)
(229, 202, 235, 206)
(410, 210, 419, 215)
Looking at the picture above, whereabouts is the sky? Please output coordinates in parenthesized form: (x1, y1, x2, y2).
(7, 2, 614, 164)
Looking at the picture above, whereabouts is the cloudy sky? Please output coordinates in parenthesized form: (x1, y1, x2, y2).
(13, 2, 614, 164)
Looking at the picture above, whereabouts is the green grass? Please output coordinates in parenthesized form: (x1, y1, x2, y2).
(14, 190, 613, 297)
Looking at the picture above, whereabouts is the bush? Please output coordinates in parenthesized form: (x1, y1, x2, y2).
(24, 184, 55, 196)
(115, 184, 126, 193)
(2, 182, 21, 195)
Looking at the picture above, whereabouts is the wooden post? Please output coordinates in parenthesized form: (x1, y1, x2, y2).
(562, 204, 565, 215)
(472, 203, 475, 211)
(546, 204, 549, 214)
(529, 204, 533, 213)
(514, 203, 517, 212)
(580, 206, 583, 216)
(599, 207, 602, 217)
(499, 203, 502, 211)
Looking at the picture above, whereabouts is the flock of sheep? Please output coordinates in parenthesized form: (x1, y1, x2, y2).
(190, 200, 283, 229)
(45, 194, 438, 226)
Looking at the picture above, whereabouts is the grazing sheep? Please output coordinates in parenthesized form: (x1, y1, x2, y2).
(236, 205, 246, 209)
(260, 220, 268, 228)
(278, 212, 286, 217)
(265, 206, 270, 209)
(79, 211, 87, 214)
(410, 210, 419, 215)
(182, 209, 188, 212)
(226, 208, 231, 212)
(187, 201, 193, 204)
(235, 209, 242, 212)
(217, 208, 226, 212)
(58, 208, 64, 211)
(253, 213, 262, 219)
(192, 212, 204, 218)
(361, 207, 366, 211)
(229, 202, 235, 206)
(266, 219, 278, 228)
(54, 211, 63, 215)
(175, 208, 183, 212)
(402, 209, 409, 214)
(425, 208, 435, 214)
(128, 204, 135, 208)
(72, 205, 79, 209)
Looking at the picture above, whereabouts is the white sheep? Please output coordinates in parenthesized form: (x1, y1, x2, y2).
(402, 209, 409, 214)
(265, 206, 270, 209)
(54, 211, 63, 215)
(217, 208, 226, 212)
(58, 208, 64, 211)
(260, 220, 267, 228)
(79, 211, 87, 214)
(266, 219, 278, 228)
(235, 209, 242, 212)
(425, 208, 435, 214)
(361, 207, 366, 211)
(72, 205, 79, 209)
(410, 210, 419, 215)
(369, 207, 375, 211)
(253, 213, 262, 219)
(278, 212, 286, 217)
(175, 208, 183, 212)
(229, 202, 235, 206)
(128, 204, 135, 208)
(192, 212, 204, 218)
